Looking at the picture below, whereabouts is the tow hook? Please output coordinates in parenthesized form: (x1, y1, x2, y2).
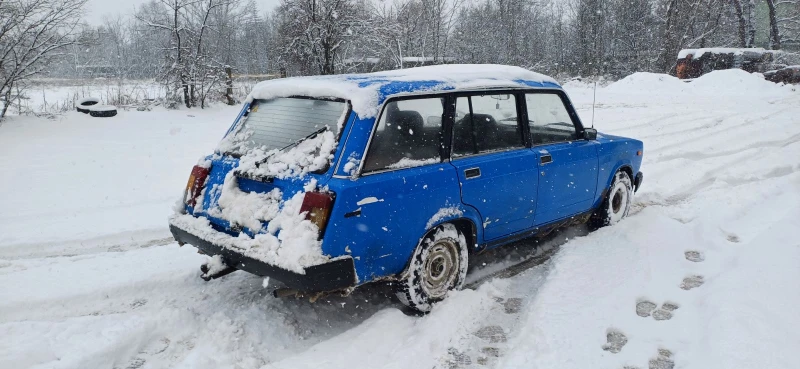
(200, 261, 237, 281)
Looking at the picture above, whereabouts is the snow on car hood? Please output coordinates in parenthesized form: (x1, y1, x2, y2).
(246, 64, 558, 119)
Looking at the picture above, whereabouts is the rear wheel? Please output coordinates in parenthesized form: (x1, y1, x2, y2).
(591, 170, 633, 228)
(396, 223, 468, 313)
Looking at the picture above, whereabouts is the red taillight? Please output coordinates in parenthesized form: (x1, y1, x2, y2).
(185, 165, 210, 207)
(300, 192, 334, 235)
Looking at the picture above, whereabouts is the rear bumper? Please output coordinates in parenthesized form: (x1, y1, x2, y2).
(169, 222, 357, 293)
(634, 172, 644, 192)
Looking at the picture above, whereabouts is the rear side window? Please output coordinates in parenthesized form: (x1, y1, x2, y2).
(526, 93, 578, 144)
(452, 94, 524, 157)
(362, 97, 444, 172)
(221, 97, 346, 154)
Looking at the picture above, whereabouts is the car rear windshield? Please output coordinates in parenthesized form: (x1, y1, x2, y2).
(222, 97, 347, 154)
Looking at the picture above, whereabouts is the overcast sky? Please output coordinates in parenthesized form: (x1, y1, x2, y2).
(84, 0, 280, 25)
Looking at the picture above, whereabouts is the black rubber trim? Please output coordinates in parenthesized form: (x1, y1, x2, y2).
(170, 224, 357, 292)
(482, 210, 594, 250)
(344, 209, 362, 218)
(634, 172, 644, 192)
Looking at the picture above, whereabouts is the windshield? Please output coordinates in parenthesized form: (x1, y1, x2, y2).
(221, 97, 347, 154)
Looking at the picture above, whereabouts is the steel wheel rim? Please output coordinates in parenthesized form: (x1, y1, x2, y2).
(422, 239, 459, 299)
(612, 191, 623, 213)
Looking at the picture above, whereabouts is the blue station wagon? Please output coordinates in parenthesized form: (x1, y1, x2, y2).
(169, 65, 644, 312)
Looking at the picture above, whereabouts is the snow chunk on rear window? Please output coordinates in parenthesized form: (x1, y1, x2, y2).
(236, 129, 338, 180)
(220, 98, 348, 180)
(219, 97, 346, 155)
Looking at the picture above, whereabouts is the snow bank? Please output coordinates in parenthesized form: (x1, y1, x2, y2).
(605, 72, 687, 94)
(690, 68, 791, 96)
(605, 70, 797, 97)
(247, 64, 558, 118)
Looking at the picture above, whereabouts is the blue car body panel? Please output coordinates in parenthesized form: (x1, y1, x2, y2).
(533, 140, 600, 226)
(176, 71, 644, 289)
(450, 148, 540, 241)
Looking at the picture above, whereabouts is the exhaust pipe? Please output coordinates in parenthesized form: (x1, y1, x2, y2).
(199, 262, 237, 281)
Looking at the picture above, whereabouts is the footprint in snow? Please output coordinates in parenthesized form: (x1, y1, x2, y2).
(445, 348, 472, 368)
(637, 300, 679, 321)
(681, 275, 705, 290)
(130, 298, 148, 309)
(476, 347, 502, 365)
(503, 298, 523, 314)
(636, 300, 657, 317)
(684, 250, 705, 262)
(649, 348, 675, 369)
(602, 329, 628, 353)
(474, 325, 507, 343)
(726, 234, 741, 243)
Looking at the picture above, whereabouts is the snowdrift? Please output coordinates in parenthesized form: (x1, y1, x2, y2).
(605, 72, 686, 94)
(605, 70, 797, 97)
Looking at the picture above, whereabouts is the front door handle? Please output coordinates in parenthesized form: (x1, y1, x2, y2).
(540, 154, 553, 165)
(464, 167, 481, 179)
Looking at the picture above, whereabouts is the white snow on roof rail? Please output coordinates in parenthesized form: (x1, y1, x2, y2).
(246, 64, 558, 118)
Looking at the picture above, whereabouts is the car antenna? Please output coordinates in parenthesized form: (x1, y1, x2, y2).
(591, 80, 597, 129)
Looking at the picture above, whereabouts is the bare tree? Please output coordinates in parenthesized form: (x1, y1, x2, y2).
(766, 0, 782, 49)
(0, 0, 87, 122)
(275, 0, 370, 75)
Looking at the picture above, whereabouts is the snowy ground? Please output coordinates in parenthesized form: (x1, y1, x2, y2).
(1, 70, 798, 369)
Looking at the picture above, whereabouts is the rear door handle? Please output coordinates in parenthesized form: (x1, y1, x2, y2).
(540, 154, 553, 165)
(464, 167, 481, 179)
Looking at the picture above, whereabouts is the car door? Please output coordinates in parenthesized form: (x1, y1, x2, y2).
(449, 93, 540, 242)
(525, 92, 599, 226)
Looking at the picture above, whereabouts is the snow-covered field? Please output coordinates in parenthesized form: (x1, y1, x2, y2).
(1, 70, 798, 369)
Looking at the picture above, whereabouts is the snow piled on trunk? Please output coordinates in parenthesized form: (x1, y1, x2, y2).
(170, 190, 329, 274)
(247, 64, 557, 118)
(210, 173, 283, 231)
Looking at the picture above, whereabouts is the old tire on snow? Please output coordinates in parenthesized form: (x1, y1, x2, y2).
(88, 105, 118, 118)
(591, 170, 633, 228)
(396, 223, 468, 313)
(76, 97, 100, 114)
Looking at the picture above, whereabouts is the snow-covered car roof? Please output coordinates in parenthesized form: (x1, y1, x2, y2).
(246, 64, 560, 118)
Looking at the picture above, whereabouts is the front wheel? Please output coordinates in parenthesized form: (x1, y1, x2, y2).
(591, 170, 633, 228)
(395, 223, 469, 313)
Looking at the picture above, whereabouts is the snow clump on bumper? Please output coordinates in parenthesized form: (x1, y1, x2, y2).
(169, 191, 329, 274)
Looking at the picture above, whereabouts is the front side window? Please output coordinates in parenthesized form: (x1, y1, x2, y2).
(362, 97, 444, 172)
(452, 94, 524, 157)
(526, 93, 578, 145)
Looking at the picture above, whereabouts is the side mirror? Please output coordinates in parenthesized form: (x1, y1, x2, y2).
(583, 128, 598, 140)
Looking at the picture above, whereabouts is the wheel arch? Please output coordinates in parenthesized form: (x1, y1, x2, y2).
(594, 163, 634, 209)
(399, 215, 479, 279)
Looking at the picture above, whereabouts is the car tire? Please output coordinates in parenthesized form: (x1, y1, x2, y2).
(88, 105, 118, 118)
(395, 223, 469, 313)
(591, 170, 633, 228)
(76, 97, 100, 114)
